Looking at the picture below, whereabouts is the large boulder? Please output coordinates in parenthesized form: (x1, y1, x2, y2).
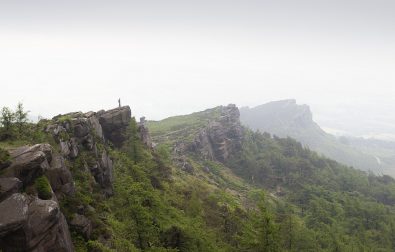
(99, 106, 131, 147)
(0, 194, 74, 252)
(0, 193, 29, 237)
(0, 144, 52, 185)
(0, 177, 22, 202)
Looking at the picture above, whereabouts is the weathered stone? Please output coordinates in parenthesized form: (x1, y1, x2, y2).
(0, 195, 74, 252)
(71, 118, 90, 138)
(88, 114, 103, 139)
(1, 144, 52, 185)
(99, 106, 131, 147)
(60, 141, 71, 157)
(45, 154, 75, 198)
(25, 199, 73, 251)
(89, 150, 113, 196)
(0, 193, 29, 237)
(82, 134, 94, 151)
(0, 177, 22, 202)
(10, 144, 52, 163)
(70, 214, 92, 240)
(69, 138, 79, 159)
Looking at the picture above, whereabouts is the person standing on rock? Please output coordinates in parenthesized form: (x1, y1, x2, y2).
(118, 98, 121, 108)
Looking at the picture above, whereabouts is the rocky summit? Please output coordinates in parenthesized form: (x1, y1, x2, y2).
(0, 106, 139, 252)
(189, 104, 243, 162)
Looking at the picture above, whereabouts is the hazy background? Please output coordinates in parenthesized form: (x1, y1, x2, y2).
(0, 0, 394, 139)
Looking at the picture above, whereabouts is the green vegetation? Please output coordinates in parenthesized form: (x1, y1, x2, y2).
(34, 176, 52, 200)
(0, 147, 10, 168)
(0, 102, 52, 145)
(148, 107, 395, 251)
(147, 106, 222, 143)
(2, 104, 395, 251)
(225, 130, 395, 251)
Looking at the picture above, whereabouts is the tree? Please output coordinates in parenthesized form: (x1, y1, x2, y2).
(0, 107, 15, 139)
(242, 192, 280, 252)
(123, 119, 144, 164)
(256, 197, 280, 252)
(14, 102, 29, 136)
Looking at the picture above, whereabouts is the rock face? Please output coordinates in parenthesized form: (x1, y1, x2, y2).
(138, 117, 153, 148)
(0, 144, 75, 251)
(0, 177, 22, 202)
(46, 106, 132, 195)
(189, 104, 243, 162)
(89, 150, 114, 196)
(99, 106, 132, 147)
(0, 144, 52, 186)
(0, 193, 74, 252)
(45, 154, 75, 199)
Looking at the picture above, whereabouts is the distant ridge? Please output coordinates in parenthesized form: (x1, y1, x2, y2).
(240, 100, 395, 175)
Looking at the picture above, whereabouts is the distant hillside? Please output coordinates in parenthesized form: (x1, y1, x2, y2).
(240, 99, 395, 176)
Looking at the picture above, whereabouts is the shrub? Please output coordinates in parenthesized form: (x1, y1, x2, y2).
(34, 176, 52, 200)
(0, 147, 11, 169)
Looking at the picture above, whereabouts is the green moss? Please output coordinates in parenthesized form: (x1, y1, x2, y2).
(34, 176, 52, 200)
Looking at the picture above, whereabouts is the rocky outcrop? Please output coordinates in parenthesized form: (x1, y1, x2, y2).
(189, 104, 243, 162)
(0, 144, 75, 251)
(0, 144, 52, 186)
(138, 117, 153, 148)
(0, 193, 74, 252)
(49, 106, 132, 151)
(89, 150, 114, 196)
(99, 106, 131, 147)
(0, 106, 134, 251)
(46, 107, 131, 195)
(45, 154, 75, 199)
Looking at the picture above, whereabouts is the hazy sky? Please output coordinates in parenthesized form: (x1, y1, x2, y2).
(0, 0, 394, 137)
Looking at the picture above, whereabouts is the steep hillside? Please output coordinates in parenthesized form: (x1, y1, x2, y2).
(1, 104, 395, 251)
(149, 104, 395, 251)
(240, 99, 395, 175)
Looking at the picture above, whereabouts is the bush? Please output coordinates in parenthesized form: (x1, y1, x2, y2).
(0, 147, 11, 169)
(87, 240, 115, 252)
(34, 176, 52, 200)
